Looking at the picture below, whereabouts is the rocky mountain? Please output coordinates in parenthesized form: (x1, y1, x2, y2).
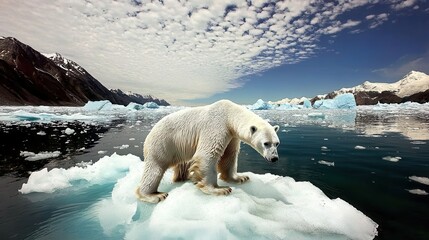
(0, 37, 169, 106)
(270, 71, 429, 106)
(309, 71, 429, 105)
(109, 89, 169, 106)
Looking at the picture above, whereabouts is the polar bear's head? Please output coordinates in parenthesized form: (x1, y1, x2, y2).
(249, 124, 280, 162)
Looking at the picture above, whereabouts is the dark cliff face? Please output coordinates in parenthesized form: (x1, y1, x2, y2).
(0, 38, 82, 105)
(109, 89, 169, 106)
(0, 37, 169, 106)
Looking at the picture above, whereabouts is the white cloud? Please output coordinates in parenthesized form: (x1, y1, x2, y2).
(368, 13, 389, 29)
(391, 0, 417, 10)
(0, 0, 413, 103)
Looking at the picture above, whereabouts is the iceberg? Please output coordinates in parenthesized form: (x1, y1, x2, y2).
(314, 93, 356, 109)
(143, 102, 160, 109)
(303, 98, 312, 108)
(83, 100, 113, 111)
(19, 153, 378, 240)
(248, 99, 275, 110)
(126, 102, 145, 110)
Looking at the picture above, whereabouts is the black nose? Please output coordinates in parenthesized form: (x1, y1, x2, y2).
(271, 157, 278, 162)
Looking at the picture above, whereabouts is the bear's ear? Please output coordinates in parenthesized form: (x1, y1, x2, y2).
(250, 126, 257, 134)
(273, 125, 279, 132)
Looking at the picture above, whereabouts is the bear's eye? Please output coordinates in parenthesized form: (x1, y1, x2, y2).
(263, 142, 270, 147)
(275, 142, 279, 147)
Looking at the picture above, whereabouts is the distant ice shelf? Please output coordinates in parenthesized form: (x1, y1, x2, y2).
(249, 93, 357, 110)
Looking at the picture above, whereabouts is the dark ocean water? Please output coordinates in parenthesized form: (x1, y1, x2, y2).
(0, 106, 428, 239)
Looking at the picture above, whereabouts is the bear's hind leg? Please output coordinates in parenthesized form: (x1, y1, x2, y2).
(136, 160, 168, 203)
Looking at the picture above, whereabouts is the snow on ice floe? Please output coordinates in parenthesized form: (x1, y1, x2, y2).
(19, 153, 378, 240)
(409, 176, 429, 186)
(382, 156, 401, 162)
(20, 151, 61, 161)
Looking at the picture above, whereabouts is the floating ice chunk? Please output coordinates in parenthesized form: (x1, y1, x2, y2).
(409, 176, 429, 186)
(83, 100, 112, 111)
(36, 131, 46, 136)
(248, 99, 274, 110)
(20, 150, 61, 161)
(410, 141, 426, 145)
(20, 153, 378, 239)
(98, 150, 107, 155)
(308, 112, 325, 118)
(314, 93, 356, 109)
(321, 146, 329, 151)
(108, 104, 128, 111)
(143, 102, 160, 109)
(276, 103, 294, 110)
(355, 145, 366, 150)
(64, 127, 75, 135)
(406, 189, 428, 195)
(129, 138, 135, 141)
(303, 98, 312, 108)
(382, 156, 401, 162)
(114, 144, 129, 150)
(19, 153, 141, 194)
(126, 102, 145, 110)
(318, 160, 335, 166)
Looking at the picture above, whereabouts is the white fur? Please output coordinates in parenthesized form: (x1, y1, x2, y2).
(136, 100, 280, 203)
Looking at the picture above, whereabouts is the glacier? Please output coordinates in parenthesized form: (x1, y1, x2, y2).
(248, 94, 356, 110)
(19, 153, 378, 240)
(313, 93, 357, 110)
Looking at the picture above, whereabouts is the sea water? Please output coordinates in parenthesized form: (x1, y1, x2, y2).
(0, 105, 428, 239)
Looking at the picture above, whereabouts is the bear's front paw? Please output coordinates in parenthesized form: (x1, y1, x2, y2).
(136, 188, 168, 203)
(235, 175, 250, 184)
(221, 174, 250, 184)
(197, 184, 232, 196)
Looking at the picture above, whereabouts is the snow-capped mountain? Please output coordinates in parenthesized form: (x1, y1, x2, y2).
(312, 71, 429, 105)
(110, 89, 169, 106)
(0, 37, 169, 106)
(43, 52, 87, 77)
(334, 71, 429, 98)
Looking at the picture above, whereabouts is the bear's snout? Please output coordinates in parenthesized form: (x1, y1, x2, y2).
(271, 156, 279, 162)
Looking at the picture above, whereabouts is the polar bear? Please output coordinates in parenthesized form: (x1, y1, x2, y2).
(136, 100, 280, 203)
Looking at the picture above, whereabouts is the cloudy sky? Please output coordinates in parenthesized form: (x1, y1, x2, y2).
(1, 0, 428, 105)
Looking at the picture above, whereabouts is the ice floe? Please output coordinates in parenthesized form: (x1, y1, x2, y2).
(19, 153, 377, 239)
(20, 151, 61, 161)
(409, 176, 429, 186)
(318, 160, 335, 167)
(355, 145, 366, 150)
(382, 156, 401, 162)
(406, 189, 428, 195)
